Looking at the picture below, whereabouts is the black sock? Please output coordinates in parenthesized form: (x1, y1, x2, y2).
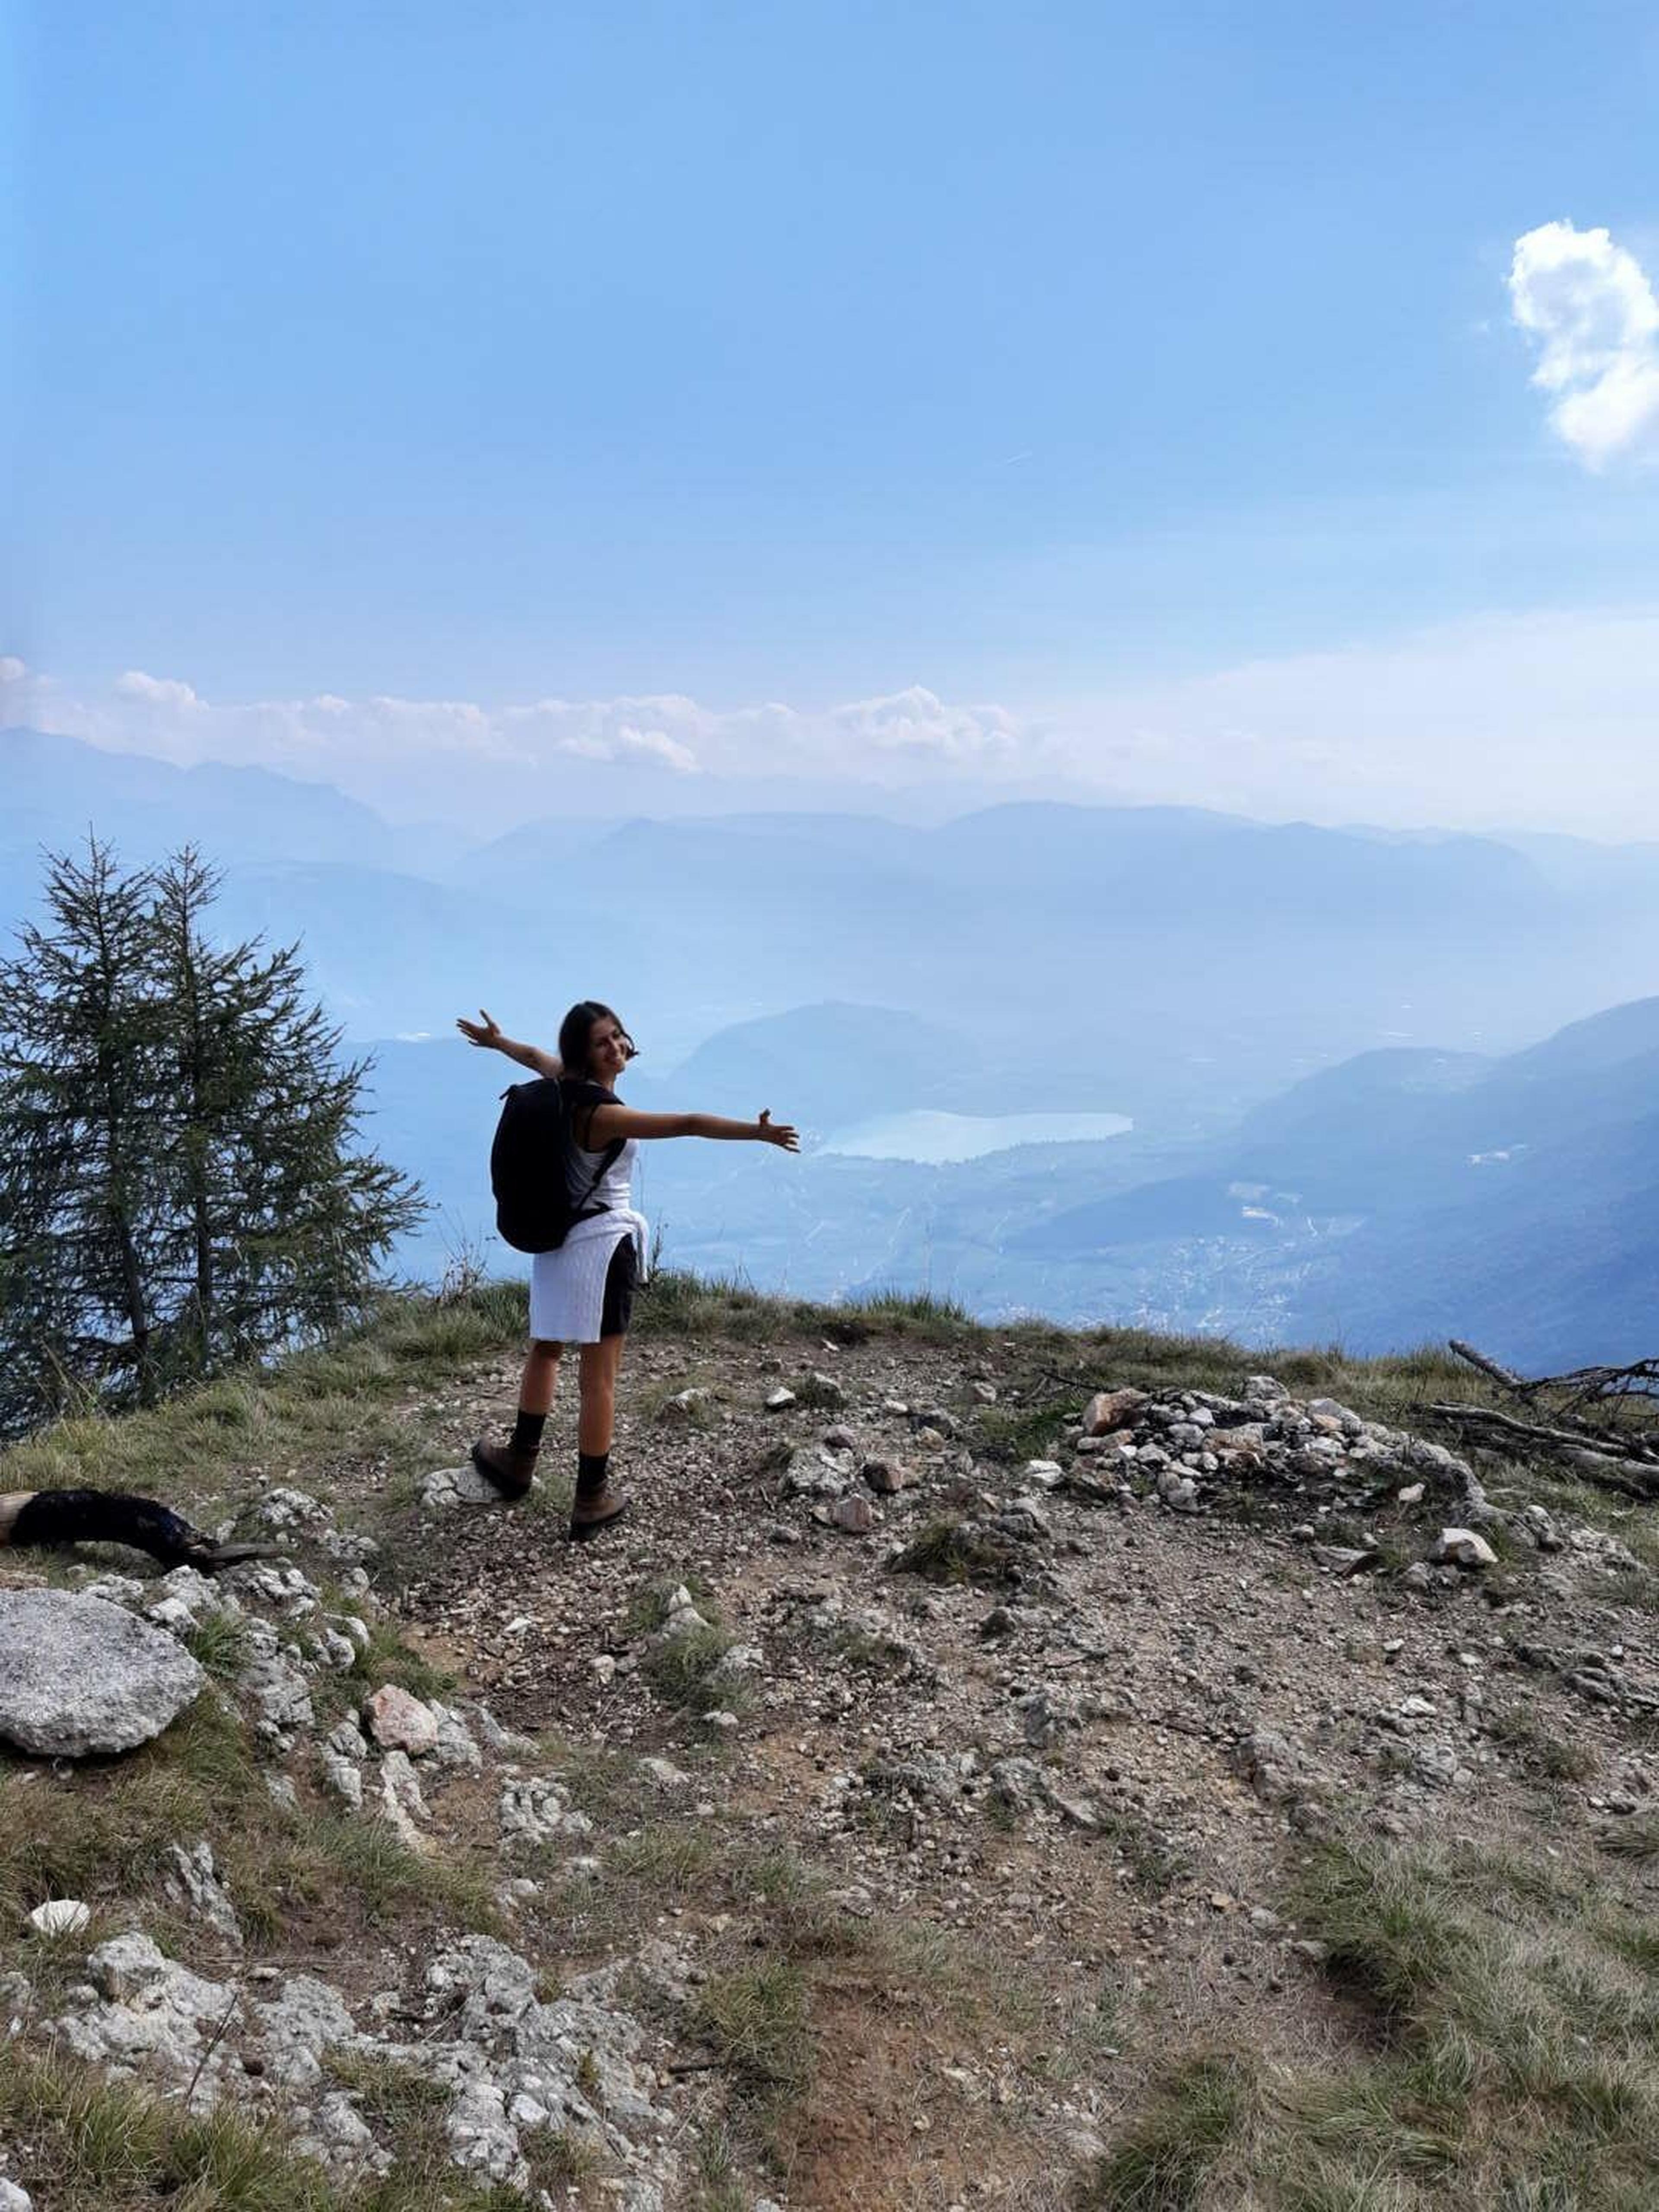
(511, 1409, 547, 1456)
(576, 1450, 609, 1497)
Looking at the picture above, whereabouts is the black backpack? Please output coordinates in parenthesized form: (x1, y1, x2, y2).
(490, 1078, 625, 1255)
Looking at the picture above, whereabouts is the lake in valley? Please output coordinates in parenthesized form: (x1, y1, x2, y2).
(820, 1108, 1134, 1164)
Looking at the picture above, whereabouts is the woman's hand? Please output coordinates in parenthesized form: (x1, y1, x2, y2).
(456, 1009, 504, 1052)
(757, 1110, 800, 1151)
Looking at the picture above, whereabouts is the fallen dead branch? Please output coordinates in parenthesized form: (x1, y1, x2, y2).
(1443, 1339, 1659, 1487)
(1428, 1404, 1659, 1499)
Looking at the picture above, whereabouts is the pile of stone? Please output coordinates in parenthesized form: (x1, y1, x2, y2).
(1066, 1375, 1506, 1575)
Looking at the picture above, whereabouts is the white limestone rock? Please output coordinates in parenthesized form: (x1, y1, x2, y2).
(499, 1775, 594, 1850)
(0, 1590, 205, 1757)
(376, 1750, 429, 1846)
(163, 1842, 242, 1945)
(56, 1934, 240, 2096)
(250, 1974, 357, 2089)
(422, 1464, 506, 1510)
(363, 1683, 440, 1757)
(27, 1900, 90, 1938)
(236, 1620, 315, 1742)
(76, 1574, 148, 1610)
(227, 1562, 320, 1620)
(256, 1487, 332, 1532)
(1430, 1527, 1500, 1570)
(659, 1586, 709, 1639)
(427, 1701, 483, 1770)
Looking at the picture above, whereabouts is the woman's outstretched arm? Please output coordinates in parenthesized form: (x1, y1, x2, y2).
(586, 1104, 799, 1150)
(455, 1008, 562, 1079)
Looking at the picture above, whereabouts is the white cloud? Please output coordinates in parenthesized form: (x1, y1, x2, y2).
(16, 616, 1659, 839)
(15, 671, 1040, 816)
(1508, 220, 1659, 467)
(507, 693, 712, 775)
(116, 669, 201, 708)
(0, 655, 26, 685)
(831, 685, 1019, 761)
(556, 723, 699, 772)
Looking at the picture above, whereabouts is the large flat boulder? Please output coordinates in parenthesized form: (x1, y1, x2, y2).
(0, 1589, 205, 1756)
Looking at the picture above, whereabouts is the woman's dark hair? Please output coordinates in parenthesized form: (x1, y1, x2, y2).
(558, 1000, 636, 1081)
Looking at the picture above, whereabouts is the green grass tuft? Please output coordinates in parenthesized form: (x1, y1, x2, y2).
(0, 1282, 527, 1518)
(693, 1955, 816, 2111)
(974, 1396, 1074, 1464)
(1598, 1818, 1659, 1864)
(185, 1610, 254, 1683)
(1484, 1705, 1596, 1783)
(1074, 2054, 1253, 2211)
(322, 2048, 448, 2130)
(347, 1620, 455, 1703)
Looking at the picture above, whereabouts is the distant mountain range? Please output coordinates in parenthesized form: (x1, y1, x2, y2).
(5, 723, 1658, 1364)
(11, 722, 1659, 1107)
(1009, 997, 1659, 1366)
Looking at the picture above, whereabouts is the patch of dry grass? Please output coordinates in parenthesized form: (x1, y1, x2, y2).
(0, 1285, 528, 1535)
(0, 1678, 498, 1978)
(1074, 1832, 1659, 2209)
(1484, 1704, 1597, 1783)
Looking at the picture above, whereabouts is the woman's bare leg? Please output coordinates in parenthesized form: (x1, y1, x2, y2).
(470, 1339, 562, 1498)
(576, 1335, 625, 1454)
(520, 1338, 563, 1416)
(571, 1334, 630, 1536)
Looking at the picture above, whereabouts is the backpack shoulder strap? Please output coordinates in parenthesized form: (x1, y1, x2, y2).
(560, 1079, 626, 1214)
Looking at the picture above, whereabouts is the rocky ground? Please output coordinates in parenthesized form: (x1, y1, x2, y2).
(3, 1294, 1657, 2210)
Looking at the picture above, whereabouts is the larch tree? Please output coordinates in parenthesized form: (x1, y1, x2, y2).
(0, 838, 424, 1435)
(146, 844, 424, 1371)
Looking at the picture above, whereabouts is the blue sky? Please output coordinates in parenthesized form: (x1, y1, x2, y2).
(6, 1, 1659, 832)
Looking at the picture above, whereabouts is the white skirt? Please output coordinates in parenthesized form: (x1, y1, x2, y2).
(528, 1209, 650, 1344)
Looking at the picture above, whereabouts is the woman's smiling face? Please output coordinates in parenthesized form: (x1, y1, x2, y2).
(586, 1016, 634, 1084)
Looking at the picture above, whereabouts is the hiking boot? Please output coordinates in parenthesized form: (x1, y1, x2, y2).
(470, 1437, 538, 1500)
(569, 1483, 629, 1541)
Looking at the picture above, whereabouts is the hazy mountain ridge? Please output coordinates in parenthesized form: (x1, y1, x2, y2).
(6, 724, 1659, 1364)
(14, 722, 1659, 1122)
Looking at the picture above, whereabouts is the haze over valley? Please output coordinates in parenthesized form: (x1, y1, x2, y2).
(8, 723, 1656, 1370)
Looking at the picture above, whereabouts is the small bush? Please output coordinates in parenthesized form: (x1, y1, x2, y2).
(642, 1623, 741, 1715)
(890, 1515, 1019, 1587)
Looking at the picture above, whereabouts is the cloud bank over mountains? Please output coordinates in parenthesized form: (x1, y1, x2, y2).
(1509, 218, 1659, 467)
(1, 662, 1050, 823)
(6, 601, 1659, 838)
